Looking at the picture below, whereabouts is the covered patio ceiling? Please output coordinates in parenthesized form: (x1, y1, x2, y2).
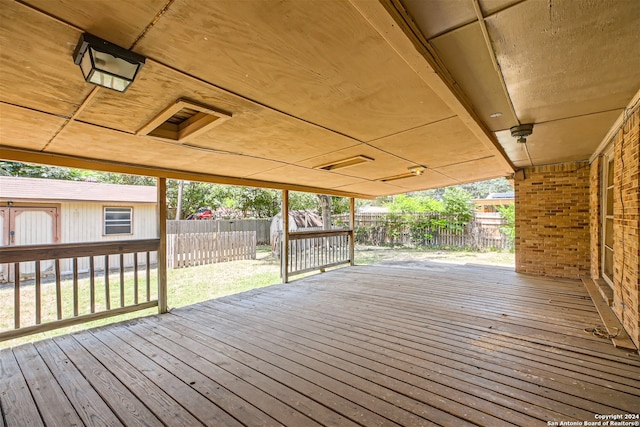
(0, 0, 638, 198)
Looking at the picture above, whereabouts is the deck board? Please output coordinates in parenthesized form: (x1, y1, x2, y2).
(2, 262, 639, 426)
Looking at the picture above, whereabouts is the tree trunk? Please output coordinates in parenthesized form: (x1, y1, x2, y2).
(175, 180, 184, 220)
(318, 195, 332, 230)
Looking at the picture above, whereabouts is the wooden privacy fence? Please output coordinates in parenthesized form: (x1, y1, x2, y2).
(167, 219, 271, 244)
(287, 229, 353, 277)
(335, 213, 513, 251)
(0, 239, 159, 341)
(167, 231, 256, 269)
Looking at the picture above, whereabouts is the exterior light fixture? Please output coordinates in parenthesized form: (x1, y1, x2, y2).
(408, 166, 426, 176)
(73, 33, 145, 92)
(510, 123, 534, 144)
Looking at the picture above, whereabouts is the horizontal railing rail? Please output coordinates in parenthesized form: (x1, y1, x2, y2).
(287, 229, 352, 277)
(0, 239, 160, 341)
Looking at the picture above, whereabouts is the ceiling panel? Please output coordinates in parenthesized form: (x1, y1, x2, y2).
(135, 0, 454, 142)
(20, 0, 167, 48)
(296, 144, 415, 181)
(433, 156, 507, 183)
(246, 165, 364, 190)
(486, 0, 640, 123)
(0, 1, 93, 117)
(369, 117, 497, 169)
(386, 169, 458, 192)
(0, 104, 66, 151)
(334, 181, 406, 197)
(522, 110, 624, 165)
(402, 0, 476, 39)
(77, 61, 359, 163)
(48, 121, 284, 177)
(477, 0, 522, 17)
(431, 22, 517, 132)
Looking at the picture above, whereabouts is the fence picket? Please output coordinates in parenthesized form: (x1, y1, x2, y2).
(336, 213, 512, 251)
(166, 231, 257, 269)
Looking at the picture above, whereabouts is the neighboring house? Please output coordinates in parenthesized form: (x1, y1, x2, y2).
(472, 192, 514, 213)
(0, 176, 157, 281)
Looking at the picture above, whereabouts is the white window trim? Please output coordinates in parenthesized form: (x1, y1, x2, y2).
(104, 206, 133, 236)
(601, 145, 614, 288)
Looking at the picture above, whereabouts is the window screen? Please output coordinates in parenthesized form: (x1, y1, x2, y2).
(104, 207, 132, 235)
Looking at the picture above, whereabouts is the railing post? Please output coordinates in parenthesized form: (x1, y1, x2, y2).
(157, 177, 168, 313)
(281, 190, 289, 283)
(349, 197, 355, 266)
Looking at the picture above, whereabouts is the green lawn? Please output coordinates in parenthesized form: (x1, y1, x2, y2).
(0, 247, 281, 348)
(1, 245, 513, 348)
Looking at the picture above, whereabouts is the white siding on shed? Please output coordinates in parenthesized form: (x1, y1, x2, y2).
(58, 202, 158, 274)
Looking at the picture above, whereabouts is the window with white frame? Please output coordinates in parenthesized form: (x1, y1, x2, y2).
(104, 207, 132, 235)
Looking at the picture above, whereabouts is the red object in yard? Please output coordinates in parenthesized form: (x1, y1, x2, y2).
(187, 208, 212, 220)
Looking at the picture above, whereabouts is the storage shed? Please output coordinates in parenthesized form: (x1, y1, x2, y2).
(0, 176, 157, 281)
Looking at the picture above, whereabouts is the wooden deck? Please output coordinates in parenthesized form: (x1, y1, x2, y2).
(2, 262, 639, 426)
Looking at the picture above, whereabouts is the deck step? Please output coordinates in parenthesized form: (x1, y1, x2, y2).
(581, 277, 637, 351)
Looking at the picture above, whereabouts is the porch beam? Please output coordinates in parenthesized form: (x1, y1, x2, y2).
(157, 177, 168, 313)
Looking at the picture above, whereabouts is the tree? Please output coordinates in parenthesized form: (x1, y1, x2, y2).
(497, 204, 515, 240)
(0, 161, 96, 181)
(229, 187, 280, 218)
(166, 180, 216, 219)
(442, 187, 474, 231)
(385, 194, 443, 213)
(289, 192, 318, 211)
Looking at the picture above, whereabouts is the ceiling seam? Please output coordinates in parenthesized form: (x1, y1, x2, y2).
(364, 115, 457, 143)
(471, 0, 520, 127)
(529, 107, 628, 127)
(129, 0, 176, 49)
(425, 0, 529, 40)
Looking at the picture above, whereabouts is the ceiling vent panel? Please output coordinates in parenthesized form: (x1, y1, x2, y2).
(378, 172, 415, 182)
(138, 99, 231, 142)
(314, 155, 374, 171)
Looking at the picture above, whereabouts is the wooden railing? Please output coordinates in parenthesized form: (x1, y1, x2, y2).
(287, 229, 353, 277)
(0, 239, 160, 341)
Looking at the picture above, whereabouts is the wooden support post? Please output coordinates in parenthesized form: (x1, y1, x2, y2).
(157, 177, 168, 313)
(281, 190, 289, 284)
(349, 197, 356, 266)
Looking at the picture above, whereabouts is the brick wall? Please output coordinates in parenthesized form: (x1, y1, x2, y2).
(515, 162, 590, 278)
(589, 157, 601, 279)
(612, 107, 639, 348)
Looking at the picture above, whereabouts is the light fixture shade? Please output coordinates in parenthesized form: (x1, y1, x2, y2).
(408, 165, 426, 176)
(73, 33, 145, 92)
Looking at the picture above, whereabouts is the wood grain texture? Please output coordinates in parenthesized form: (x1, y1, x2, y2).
(0, 2, 91, 117)
(0, 348, 44, 427)
(136, 0, 453, 142)
(12, 344, 83, 426)
(0, 105, 65, 151)
(2, 263, 639, 426)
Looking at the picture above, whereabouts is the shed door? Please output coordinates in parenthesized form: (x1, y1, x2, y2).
(0, 206, 59, 282)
